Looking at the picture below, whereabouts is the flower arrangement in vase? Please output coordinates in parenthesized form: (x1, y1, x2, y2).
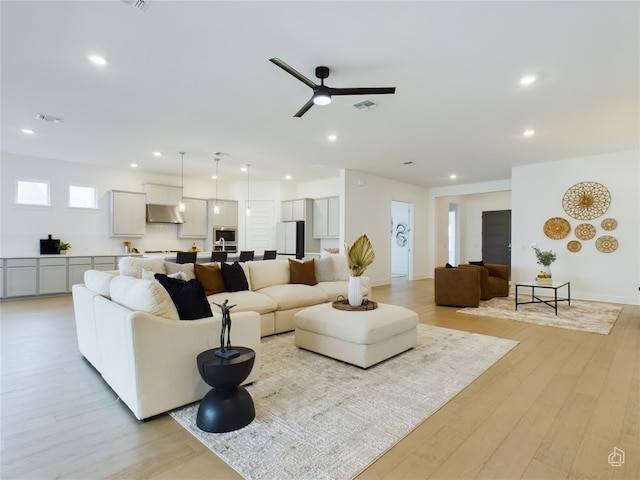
(533, 247, 556, 285)
(344, 234, 375, 306)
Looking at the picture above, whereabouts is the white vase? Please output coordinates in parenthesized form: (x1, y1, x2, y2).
(348, 276, 363, 307)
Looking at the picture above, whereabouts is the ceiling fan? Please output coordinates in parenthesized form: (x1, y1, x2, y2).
(269, 58, 396, 117)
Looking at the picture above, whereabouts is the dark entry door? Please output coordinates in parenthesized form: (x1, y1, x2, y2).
(482, 210, 511, 274)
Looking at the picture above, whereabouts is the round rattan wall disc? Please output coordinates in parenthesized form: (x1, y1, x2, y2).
(543, 217, 571, 240)
(574, 223, 596, 240)
(595, 235, 618, 253)
(601, 218, 618, 231)
(567, 240, 582, 253)
(562, 181, 611, 220)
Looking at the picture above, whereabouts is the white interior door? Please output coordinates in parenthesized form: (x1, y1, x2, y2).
(391, 201, 412, 278)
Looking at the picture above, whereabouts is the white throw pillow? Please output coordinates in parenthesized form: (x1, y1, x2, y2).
(118, 257, 166, 278)
(142, 269, 184, 280)
(109, 276, 179, 320)
(165, 261, 195, 280)
(330, 254, 351, 281)
(314, 256, 335, 282)
(84, 270, 116, 298)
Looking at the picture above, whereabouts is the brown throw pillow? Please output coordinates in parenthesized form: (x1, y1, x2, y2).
(289, 258, 317, 286)
(194, 263, 225, 296)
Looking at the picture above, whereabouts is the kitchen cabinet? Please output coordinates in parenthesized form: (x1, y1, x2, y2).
(68, 257, 92, 290)
(144, 184, 183, 205)
(93, 256, 117, 271)
(212, 199, 239, 227)
(111, 190, 146, 237)
(39, 257, 68, 295)
(282, 198, 312, 222)
(313, 196, 340, 239)
(5, 258, 37, 297)
(178, 198, 208, 238)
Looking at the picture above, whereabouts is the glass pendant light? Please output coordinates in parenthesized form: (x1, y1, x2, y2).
(213, 157, 220, 215)
(245, 164, 251, 216)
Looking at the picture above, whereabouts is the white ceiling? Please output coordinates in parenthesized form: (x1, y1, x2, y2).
(1, 1, 638, 187)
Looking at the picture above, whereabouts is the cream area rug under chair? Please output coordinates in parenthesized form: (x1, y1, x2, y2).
(170, 324, 518, 480)
(457, 295, 622, 335)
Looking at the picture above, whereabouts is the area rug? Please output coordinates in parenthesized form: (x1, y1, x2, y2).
(170, 324, 518, 480)
(457, 295, 622, 335)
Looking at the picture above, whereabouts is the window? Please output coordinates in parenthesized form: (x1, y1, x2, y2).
(16, 179, 50, 206)
(69, 184, 98, 208)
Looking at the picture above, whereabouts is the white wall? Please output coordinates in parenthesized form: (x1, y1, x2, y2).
(343, 169, 429, 286)
(428, 180, 512, 271)
(512, 149, 639, 304)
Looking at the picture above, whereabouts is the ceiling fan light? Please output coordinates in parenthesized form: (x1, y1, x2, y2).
(313, 93, 331, 106)
(313, 86, 332, 106)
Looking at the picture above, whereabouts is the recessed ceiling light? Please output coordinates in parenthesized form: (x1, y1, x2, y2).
(241, 166, 247, 172)
(523, 129, 535, 137)
(89, 55, 107, 66)
(22, 128, 34, 135)
(130, 163, 138, 168)
(520, 75, 537, 86)
(285, 175, 292, 180)
(449, 174, 457, 179)
(211, 174, 218, 180)
(327, 134, 337, 141)
(153, 151, 161, 157)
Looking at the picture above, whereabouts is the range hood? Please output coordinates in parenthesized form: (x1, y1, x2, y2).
(146, 204, 184, 224)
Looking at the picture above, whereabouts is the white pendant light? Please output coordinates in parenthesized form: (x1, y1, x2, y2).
(213, 157, 220, 215)
(178, 151, 186, 212)
(245, 164, 251, 216)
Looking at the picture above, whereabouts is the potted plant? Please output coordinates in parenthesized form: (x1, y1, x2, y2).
(533, 246, 556, 285)
(344, 234, 375, 306)
(57, 241, 72, 255)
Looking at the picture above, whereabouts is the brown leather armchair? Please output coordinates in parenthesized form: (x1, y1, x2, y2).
(457, 264, 510, 300)
(434, 264, 509, 307)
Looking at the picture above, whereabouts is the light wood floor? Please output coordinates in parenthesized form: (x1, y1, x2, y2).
(1, 279, 638, 479)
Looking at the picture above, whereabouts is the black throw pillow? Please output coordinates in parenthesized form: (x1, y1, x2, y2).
(154, 274, 213, 320)
(445, 263, 454, 268)
(220, 261, 249, 292)
(469, 260, 485, 266)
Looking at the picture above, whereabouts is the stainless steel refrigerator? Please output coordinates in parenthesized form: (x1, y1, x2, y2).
(275, 221, 305, 259)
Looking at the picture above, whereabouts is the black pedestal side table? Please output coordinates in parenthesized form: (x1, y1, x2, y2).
(196, 347, 255, 433)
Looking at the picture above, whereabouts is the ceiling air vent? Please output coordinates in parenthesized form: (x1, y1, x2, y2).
(352, 100, 377, 111)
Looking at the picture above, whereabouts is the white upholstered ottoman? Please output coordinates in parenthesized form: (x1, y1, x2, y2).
(294, 303, 419, 368)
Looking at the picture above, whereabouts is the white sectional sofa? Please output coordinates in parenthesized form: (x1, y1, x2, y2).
(72, 255, 369, 420)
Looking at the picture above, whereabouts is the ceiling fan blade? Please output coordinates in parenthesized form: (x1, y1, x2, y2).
(270, 58, 317, 89)
(329, 87, 396, 96)
(293, 98, 315, 118)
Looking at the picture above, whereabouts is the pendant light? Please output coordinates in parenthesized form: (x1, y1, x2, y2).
(178, 151, 186, 212)
(245, 164, 251, 216)
(213, 157, 220, 215)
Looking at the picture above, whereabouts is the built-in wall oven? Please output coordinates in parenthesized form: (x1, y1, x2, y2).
(213, 227, 238, 252)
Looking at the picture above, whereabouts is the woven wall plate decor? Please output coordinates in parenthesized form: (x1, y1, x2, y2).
(543, 217, 571, 240)
(574, 223, 596, 240)
(595, 235, 618, 253)
(601, 218, 618, 231)
(567, 240, 582, 253)
(562, 181, 611, 220)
